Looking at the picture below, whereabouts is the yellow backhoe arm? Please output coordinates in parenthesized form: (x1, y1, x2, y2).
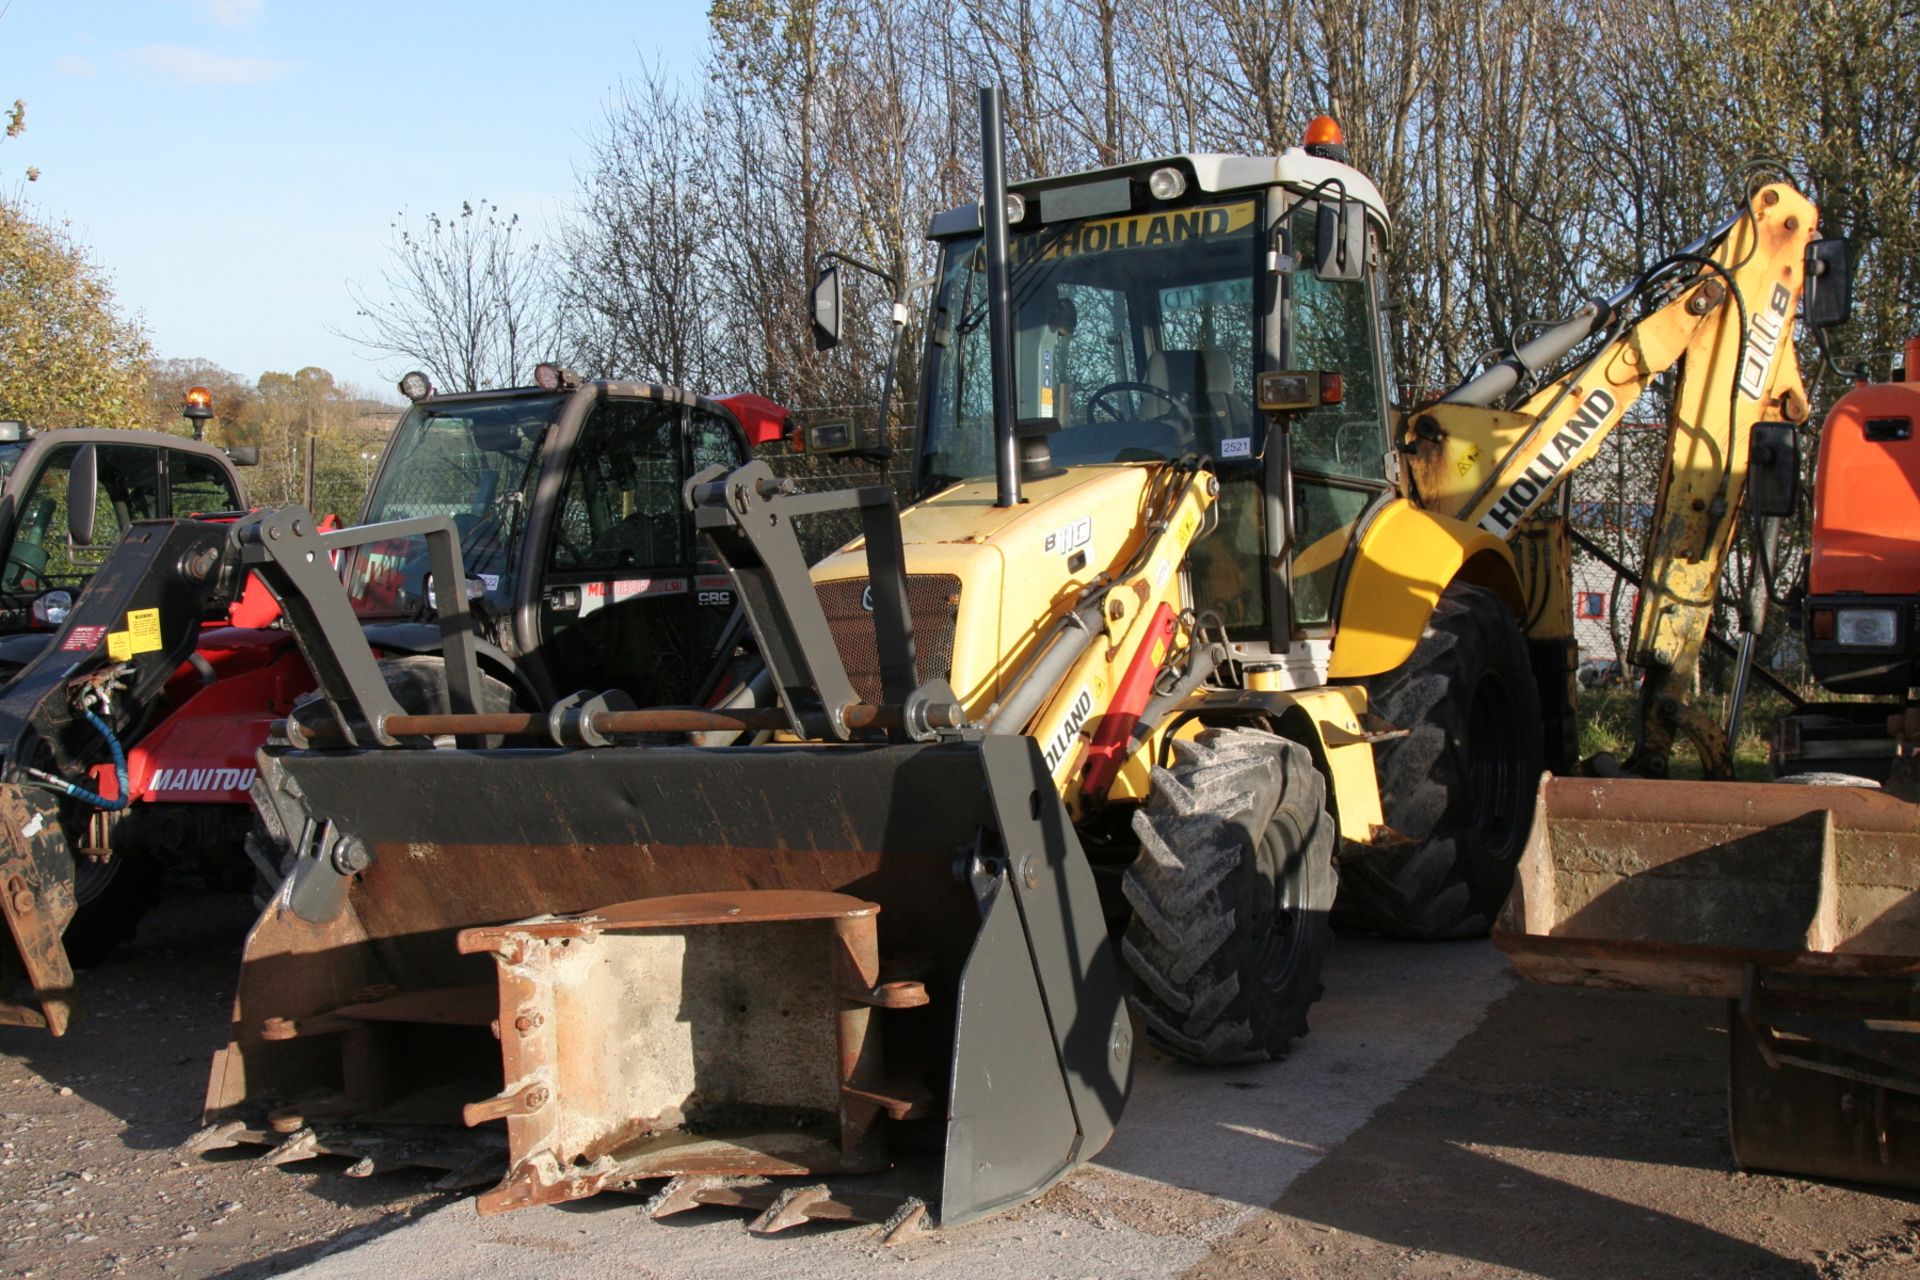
(1403, 181, 1819, 774)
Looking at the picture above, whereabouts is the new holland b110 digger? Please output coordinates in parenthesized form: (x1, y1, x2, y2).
(19, 87, 1847, 1232)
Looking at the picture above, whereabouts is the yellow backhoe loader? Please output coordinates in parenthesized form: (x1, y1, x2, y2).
(138, 86, 1850, 1231)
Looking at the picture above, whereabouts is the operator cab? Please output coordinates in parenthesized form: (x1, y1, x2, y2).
(0, 430, 246, 641)
(915, 126, 1395, 669)
(351, 376, 775, 707)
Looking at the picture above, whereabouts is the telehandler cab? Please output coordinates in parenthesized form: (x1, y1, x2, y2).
(65, 86, 1843, 1232)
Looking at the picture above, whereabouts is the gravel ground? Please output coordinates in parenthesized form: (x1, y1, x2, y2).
(0, 894, 443, 1280)
(1, 895, 1916, 1279)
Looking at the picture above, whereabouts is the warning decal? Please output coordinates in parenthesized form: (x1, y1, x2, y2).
(126, 608, 163, 655)
(60, 625, 108, 653)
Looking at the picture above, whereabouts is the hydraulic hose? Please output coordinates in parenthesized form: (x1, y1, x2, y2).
(26, 707, 130, 811)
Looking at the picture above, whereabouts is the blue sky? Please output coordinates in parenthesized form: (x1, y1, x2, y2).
(0, 0, 710, 398)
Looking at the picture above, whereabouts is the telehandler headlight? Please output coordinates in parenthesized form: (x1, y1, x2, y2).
(398, 370, 433, 402)
(1835, 607, 1897, 647)
(32, 590, 71, 628)
(1148, 167, 1187, 201)
(1003, 192, 1027, 225)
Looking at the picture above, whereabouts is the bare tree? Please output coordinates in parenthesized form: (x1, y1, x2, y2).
(345, 199, 562, 393)
(560, 67, 723, 387)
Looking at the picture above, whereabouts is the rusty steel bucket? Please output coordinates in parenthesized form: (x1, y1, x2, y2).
(199, 734, 1132, 1232)
(1495, 775, 1920, 1187)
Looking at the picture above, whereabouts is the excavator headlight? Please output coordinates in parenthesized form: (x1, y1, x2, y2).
(1834, 607, 1897, 648)
(532, 362, 582, 392)
(1148, 167, 1187, 201)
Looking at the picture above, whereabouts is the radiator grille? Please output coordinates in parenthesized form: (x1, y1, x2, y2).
(815, 574, 962, 704)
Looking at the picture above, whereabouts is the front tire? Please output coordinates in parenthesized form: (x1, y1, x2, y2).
(1121, 728, 1337, 1064)
(64, 845, 162, 967)
(1342, 583, 1542, 940)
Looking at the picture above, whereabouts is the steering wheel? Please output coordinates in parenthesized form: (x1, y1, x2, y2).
(1086, 382, 1195, 436)
(1329, 416, 1382, 470)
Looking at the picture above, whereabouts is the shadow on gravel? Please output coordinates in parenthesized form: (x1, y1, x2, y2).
(202, 1194, 457, 1280)
(1193, 982, 1920, 1279)
(0, 891, 256, 1150)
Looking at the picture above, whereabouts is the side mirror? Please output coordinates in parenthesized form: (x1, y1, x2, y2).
(1803, 238, 1852, 331)
(224, 445, 260, 467)
(1314, 200, 1367, 282)
(810, 263, 843, 352)
(66, 445, 99, 546)
(1747, 421, 1799, 518)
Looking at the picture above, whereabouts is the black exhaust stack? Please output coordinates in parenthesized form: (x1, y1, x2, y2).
(980, 85, 1021, 508)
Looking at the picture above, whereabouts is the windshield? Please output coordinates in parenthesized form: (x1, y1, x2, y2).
(921, 199, 1261, 485)
(344, 393, 562, 618)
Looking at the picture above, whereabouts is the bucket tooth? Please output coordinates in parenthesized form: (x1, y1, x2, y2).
(182, 1120, 249, 1155)
(748, 1184, 836, 1235)
(646, 1174, 769, 1219)
(263, 1127, 324, 1166)
(878, 1197, 931, 1245)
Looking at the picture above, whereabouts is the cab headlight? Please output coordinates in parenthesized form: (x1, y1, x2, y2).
(1835, 607, 1897, 647)
(1148, 166, 1187, 201)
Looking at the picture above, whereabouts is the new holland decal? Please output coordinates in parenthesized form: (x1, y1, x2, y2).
(1478, 388, 1617, 534)
(1042, 687, 1096, 772)
(1017, 201, 1255, 264)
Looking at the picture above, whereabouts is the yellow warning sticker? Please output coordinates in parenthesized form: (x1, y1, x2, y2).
(106, 632, 133, 661)
(125, 608, 163, 655)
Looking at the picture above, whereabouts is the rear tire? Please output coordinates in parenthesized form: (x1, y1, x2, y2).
(1341, 583, 1542, 940)
(1121, 728, 1336, 1064)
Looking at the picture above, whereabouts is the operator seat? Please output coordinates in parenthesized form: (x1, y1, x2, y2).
(1147, 348, 1247, 453)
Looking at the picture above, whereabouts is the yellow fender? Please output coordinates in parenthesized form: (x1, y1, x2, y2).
(1327, 499, 1522, 681)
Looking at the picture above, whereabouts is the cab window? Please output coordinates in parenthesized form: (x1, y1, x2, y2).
(2, 445, 163, 597)
(168, 452, 242, 516)
(551, 400, 689, 571)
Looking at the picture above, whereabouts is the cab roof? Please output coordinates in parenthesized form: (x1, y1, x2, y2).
(929, 148, 1391, 243)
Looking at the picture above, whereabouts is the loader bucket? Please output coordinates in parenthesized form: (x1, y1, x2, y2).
(1495, 775, 1920, 1187)
(204, 734, 1132, 1230)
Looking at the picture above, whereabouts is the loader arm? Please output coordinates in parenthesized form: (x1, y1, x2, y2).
(1404, 182, 1821, 775)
